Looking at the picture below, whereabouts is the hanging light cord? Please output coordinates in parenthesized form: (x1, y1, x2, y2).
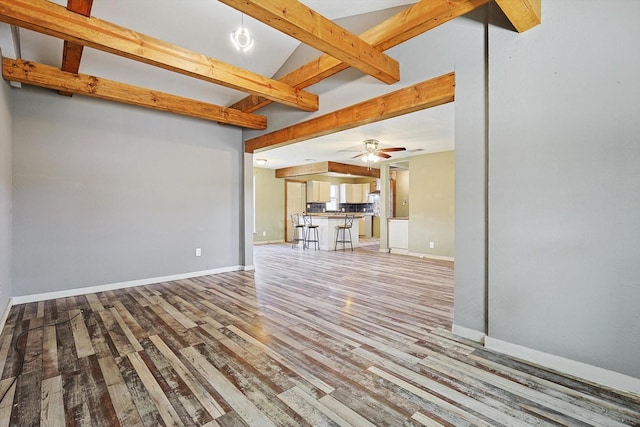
(0, 310, 84, 405)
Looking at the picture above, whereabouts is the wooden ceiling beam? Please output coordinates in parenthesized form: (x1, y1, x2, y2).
(230, 0, 489, 113)
(0, 0, 318, 111)
(275, 162, 330, 178)
(58, 0, 94, 96)
(327, 161, 380, 178)
(245, 72, 455, 153)
(495, 0, 541, 32)
(2, 58, 267, 129)
(275, 161, 380, 178)
(219, 0, 399, 84)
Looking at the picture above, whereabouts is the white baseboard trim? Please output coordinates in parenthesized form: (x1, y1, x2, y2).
(243, 265, 255, 271)
(11, 266, 243, 305)
(408, 251, 455, 262)
(389, 248, 409, 255)
(253, 240, 285, 246)
(0, 298, 13, 335)
(485, 336, 640, 396)
(452, 324, 486, 343)
(386, 248, 454, 262)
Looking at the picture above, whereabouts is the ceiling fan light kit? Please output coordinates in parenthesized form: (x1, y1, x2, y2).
(362, 153, 380, 163)
(364, 139, 379, 152)
(354, 139, 406, 170)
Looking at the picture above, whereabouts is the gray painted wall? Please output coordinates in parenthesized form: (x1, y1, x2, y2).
(243, 152, 254, 268)
(12, 86, 244, 296)
(451, 11, 489, 334)
(488, 1, 640, 378)
(0, 76, 12, 316)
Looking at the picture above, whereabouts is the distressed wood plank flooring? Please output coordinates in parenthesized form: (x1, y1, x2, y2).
(0, 243, 638, 426)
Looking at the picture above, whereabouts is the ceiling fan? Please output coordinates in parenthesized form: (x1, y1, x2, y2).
(352, 139, 406, 169)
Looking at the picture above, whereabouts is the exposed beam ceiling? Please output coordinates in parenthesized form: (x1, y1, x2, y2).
(276, 162, 380, 178)
(3, 58, 267, 129)
(245, 72, 455, 153)
(230, 0, 490, 113)
(495, 0, 541, 32)
(219, 0, 400, 84)
(0, 0, 319, 111)
(0, 0, 541, 164)
(58, 0, 93, 96)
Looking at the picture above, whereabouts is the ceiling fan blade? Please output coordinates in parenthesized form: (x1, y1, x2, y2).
(351, 152, 365, 159)
(377, 152, 392, 159)
(379, 147, 406, 152)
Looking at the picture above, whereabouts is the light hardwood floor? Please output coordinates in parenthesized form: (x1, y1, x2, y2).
(0, 243, 638, 426)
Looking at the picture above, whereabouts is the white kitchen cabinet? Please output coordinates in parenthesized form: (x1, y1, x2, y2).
(357, 183, 369, 203)
(340, 183, 369, 203)
(339, 183, 352, 203)
(307, 180, 331, 202)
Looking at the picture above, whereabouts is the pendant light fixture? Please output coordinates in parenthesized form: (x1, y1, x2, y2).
(230, 14, 254, 52)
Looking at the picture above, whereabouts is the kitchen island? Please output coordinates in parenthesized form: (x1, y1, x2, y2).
(303, 214, 361, 250)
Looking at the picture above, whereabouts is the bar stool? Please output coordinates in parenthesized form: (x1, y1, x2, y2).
(335, 215, 354, 251)
(303, 214, 320, 250)
(291, 213, 305, 248)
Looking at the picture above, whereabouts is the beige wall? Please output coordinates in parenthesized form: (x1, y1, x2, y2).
(408, 151, 455, 257)
(394, 170, 410, 218)
(302, 174, 360, 184)
(354, 177, 377, 186)
(253, 167, 285, 244)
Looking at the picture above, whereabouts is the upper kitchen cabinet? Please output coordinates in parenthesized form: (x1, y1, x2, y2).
(340, 183, 369, 203)
(307, 180, 331, 202)
(358, 183, 370, 203)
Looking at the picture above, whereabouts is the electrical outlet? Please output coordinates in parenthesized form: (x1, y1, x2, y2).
(262, 231, 266, 236)
(195, 248, 202, 256)
(429, 241, 435, 249)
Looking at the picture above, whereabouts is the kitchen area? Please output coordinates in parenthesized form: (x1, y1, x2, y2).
(253, 150, 453, 259)
(304, 179, 380, 239)
(298, 179, 380, 250)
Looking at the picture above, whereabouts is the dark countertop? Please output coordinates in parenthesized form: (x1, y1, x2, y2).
(307, 213, 365, 219)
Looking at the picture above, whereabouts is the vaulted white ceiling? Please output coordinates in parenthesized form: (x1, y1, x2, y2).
(1, 1, 418, 104)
